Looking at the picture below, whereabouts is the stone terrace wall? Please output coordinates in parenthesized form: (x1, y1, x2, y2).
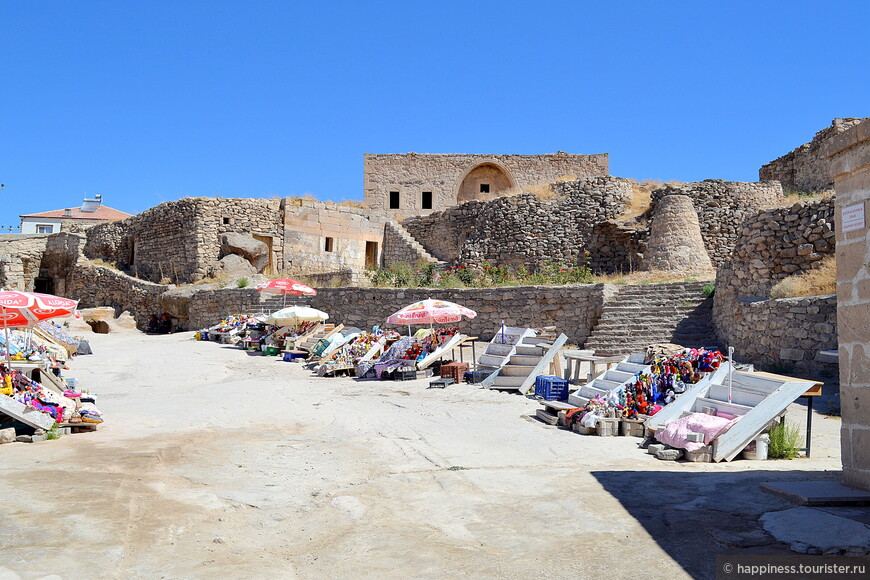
(67, 264, 168, 325)
(650, 180, 784, 267)
(456, 177, 633, 268)
(0, 235, 50, 291)
(85, 198, 284, 283)
(712, 196, 837, 369)
(364, 152, 609, 220)
(188, 284, 613, 345)
(713, 295, 837, 370)
(760, 118, 866, 193)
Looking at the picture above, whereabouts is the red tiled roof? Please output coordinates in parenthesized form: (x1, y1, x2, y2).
(20, 205, 133, 221)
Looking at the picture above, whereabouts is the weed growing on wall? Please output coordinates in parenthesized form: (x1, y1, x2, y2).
(365, 258, 593, 289)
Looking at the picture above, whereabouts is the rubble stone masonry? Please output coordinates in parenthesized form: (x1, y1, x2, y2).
(760, 118, 866, 193)
(650, 180, 784, 267)
(713, 196, 837, 370)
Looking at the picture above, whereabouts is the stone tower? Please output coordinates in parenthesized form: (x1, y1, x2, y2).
(643, 195, 713, 272)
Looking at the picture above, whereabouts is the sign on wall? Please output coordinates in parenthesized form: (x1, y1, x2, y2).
(842, 202, 866, 233)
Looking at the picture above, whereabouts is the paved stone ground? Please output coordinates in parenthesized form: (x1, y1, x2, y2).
(0, 331, 855, 579)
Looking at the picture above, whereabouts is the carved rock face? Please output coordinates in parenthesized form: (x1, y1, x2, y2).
(219, 233, 269, 272)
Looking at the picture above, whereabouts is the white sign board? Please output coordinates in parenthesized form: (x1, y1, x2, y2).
(842, 203, 866, 233)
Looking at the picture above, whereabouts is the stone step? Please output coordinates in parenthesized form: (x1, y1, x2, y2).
(508, 354, 542, 366)
(515, 345, 544, 356)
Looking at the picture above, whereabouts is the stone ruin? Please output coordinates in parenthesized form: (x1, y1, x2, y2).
(643, 195, 713, 272)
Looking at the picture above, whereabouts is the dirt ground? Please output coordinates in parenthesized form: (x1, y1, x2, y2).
(0, 330, 845, 579)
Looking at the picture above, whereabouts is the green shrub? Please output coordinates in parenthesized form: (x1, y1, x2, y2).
(768, 419, 801, 459)
(237, 277, 249, 288)
(702, 283, 715, 297)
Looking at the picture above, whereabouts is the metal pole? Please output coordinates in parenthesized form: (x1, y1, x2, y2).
(727, 346, 734, 404)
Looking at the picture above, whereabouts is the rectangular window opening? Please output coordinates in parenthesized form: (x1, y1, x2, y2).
(223, 217, 231, 225)
(389, 191, 400, 209)
(480, 183, 490, 193)
(422, 191, 433, 210)
(324, 237, 334, 252)
(36, 224, 54, 234)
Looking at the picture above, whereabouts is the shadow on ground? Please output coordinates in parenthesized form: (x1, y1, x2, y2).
(591, 468, 843, 580)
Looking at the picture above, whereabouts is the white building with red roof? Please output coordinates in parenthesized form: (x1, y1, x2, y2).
(19, 194, 132, 234)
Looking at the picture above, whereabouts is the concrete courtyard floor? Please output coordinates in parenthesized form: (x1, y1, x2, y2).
(0, 330, 851, 579)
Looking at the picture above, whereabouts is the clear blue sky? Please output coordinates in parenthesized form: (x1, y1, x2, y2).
(2, 1, 868, 228)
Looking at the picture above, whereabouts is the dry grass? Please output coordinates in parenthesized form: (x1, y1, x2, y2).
(86, 258, 119, 270)
(593, 269, 716, 286)
(778, 190, 833, 207)
(338, 199, 368, 209)
(770, 255, 836, 298)
(618, 180, 659, 221)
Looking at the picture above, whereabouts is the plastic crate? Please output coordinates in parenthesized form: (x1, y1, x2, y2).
(440, 362, 469, 383)
(534, 375, 569, 400)
(465, 369, 495, 384)
(393, 368, 417, 381)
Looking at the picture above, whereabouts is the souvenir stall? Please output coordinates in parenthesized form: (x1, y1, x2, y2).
(567, 348, 725, 432)
(1, 362, 103, 433)
(355, 327, 460, 379)
(314, 329, 396, 377)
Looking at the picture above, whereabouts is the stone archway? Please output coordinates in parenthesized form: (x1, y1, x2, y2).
(457, 163, 515, 203)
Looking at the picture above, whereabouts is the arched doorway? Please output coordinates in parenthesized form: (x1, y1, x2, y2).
(457, 163, 515, 203)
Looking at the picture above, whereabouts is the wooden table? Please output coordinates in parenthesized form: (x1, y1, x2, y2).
(563, 351, 623, 384)
(455, 337, 478, 365)
(751, 371, 823, 458)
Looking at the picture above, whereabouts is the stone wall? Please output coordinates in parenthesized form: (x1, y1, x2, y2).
(823, 117, 870, 490)
(0, 235, 50, 291)
(66, 264, 168, 325)
(282, 199, 389, 274)
(760, 118, 866, 193)
(364, 152, 609, 220)
(713, 196, 837, 370)
(650, 180, 784, 267)
(401, 201, 486, 263)
(714, 294, 837, 370)
(188, 284, 611, 345)
(84, 197, 284, 284)
(458, 177, 633, 268)
(382, 222, 439, 267)
(401, 177, 632, 268)
(586, 220, 647, 274)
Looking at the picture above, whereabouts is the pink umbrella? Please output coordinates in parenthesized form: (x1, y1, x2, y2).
(0, 291, 79, 364)
(386, 298, 477, 326)
(255, 278, 317, 307)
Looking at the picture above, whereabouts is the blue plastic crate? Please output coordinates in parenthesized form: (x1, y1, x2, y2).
(534, 375, 569, 400)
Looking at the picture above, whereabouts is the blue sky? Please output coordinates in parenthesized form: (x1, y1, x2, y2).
(1, 1, 867, 227)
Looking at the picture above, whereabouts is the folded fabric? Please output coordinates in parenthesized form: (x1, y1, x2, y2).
(656, 412, 740, 451)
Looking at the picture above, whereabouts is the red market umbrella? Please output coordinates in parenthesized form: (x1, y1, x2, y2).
(0, 291, 79, 365)
(255, 278, 317, 307)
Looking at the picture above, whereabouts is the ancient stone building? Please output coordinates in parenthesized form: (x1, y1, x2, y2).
(823, 117, 870, 490)
(363, 152, 609, 219)
(760, 118, 867, 193)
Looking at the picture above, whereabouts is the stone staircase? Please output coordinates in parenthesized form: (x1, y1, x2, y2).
(383, 220, 445, 267)
(583, 282, 721, 356)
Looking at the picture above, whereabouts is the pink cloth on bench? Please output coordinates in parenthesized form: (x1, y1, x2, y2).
(656, 412, 740, 451)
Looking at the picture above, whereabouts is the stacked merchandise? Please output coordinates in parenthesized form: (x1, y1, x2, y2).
(568, 348, 723, 430)
(0, 363, 103, 428)
(356, 328, 458, 379)
(317, 331, 388, 376)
